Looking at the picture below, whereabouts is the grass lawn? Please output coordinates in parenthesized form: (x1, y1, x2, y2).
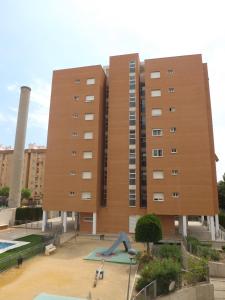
(0, 235, 44, 270)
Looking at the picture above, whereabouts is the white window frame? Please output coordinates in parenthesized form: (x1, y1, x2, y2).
(152, 108, 162, 117)
(168, 87, 175, 93)
(153, 193, 164, 201)
(172, 192, 179, 198)
(83, 151, 93, 159)
(72, 132, 78, 137)
(85, 95, 95, 102)
(69, 192, 75, 197)
(81, 192, 92, 200)
(152, 129, 163, 136)
(171, 148, 177, 154)
(84, 132, 93, 139)
(69, 170, 76, 176)
(86, 78, 95, 85)
(150, 71, 160, 79)
(151, 89, 161, 97)
(84, 113, 94, 121)
(171, 170, 179, 176)
(152, 149, 163, 157)
(72, 113, 78, 118)
(170, 127, 176, 133)
(153, 171, 164, 179)
(82, 171, 92, 179)
(169, 107, 176, 112)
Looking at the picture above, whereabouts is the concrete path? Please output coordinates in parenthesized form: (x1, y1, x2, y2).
(210, 278, 225, 300)
(187, 221, 212, 240)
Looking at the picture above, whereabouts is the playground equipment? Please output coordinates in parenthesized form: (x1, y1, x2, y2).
(93, 260, 104, 287)
(101, 232, 131, 256)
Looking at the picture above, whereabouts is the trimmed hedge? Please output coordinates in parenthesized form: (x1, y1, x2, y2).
(15, 207, 43, 222)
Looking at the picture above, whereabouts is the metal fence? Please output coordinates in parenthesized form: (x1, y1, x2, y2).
(133, 280, 157, 300)
(0, 243, 44, 272)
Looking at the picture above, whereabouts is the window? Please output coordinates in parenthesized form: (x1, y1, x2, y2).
(168, 87, 175, 93)
(153, 171, 164, 179)
(72, 151, 76, 156)
(82, 171, 92, 179)
(129, 111, 136, 126)
(129, 169, 136, 185)
(72, 132, 78, 137)
(172, 192, 179, 198)
(70, 170, 76, 176)
(83, 216, 93, 222)
(169, 107, 176, 112)
(171, 148, 177, 154)
(129, 189, 136, 207)
(153, 193, 164, 201)
(170, 127, 176, 133)
(150, 71, 160, 79)
(69, 192, 75, 197)
(152, 129, 163, 136)
(75, 79, 80, 84)
(129, 75, 136, 89)
(168, 69, 174, 75)
(171, 169, 179, 176)
(129, 148, 136, 165)
(74, 96, 79, 101)
(129, 129, 136, 145)
(83, 151, 93, 159)
(84, 132, 93, 139)
(81, 192, 92, 200)
(84, 113, 94, 121)
(85, 95, 95, 102)
(151, 90, 161, 97)
(86, 78, 95, 85)
(72, 113, 78, 118)
(152, 108, 162, 116)
(152, 149, 163, 157)
(129, 61, 136, 73)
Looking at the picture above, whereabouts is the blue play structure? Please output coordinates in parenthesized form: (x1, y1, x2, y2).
(101, 232, 131, 256)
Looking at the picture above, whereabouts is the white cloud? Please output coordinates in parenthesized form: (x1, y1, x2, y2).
(7, 83, 19, 91)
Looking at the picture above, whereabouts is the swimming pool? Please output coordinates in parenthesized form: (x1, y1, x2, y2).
(0, 239, 30, 254)
(0, 241, 14, 249)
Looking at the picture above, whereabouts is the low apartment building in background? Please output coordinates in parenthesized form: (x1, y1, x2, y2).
(41, 53, 218, 240)
(0, 144, 46, 204)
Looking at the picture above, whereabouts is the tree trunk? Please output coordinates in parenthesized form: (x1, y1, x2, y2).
(146, 242, 150, 254)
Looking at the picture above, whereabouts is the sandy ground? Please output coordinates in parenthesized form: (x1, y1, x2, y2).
(0, 236, 143, 300)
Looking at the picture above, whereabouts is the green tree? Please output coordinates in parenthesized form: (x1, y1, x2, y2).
(0, 186, 10, 197)
(218, 173, 225, 210)
(135, 214, 162, 254)
(21, 188, 31, 200)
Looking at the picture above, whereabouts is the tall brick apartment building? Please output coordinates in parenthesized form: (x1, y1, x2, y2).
(43, 53, 218, 239)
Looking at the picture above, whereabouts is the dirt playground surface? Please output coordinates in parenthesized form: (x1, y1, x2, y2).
(0, 236, 143, 300)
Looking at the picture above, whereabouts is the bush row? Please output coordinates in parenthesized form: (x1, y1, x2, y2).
(15, 207, 43, 221)
(186, 236, 220, 261)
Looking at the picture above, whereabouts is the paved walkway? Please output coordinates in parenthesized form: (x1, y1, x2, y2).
(210, 278, 225, 300)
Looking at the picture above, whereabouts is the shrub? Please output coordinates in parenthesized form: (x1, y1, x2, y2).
(186, 236, 201, 254)
(136, 258, 181, 295)
(135, 214, 162, 254)
(222, 245, 225, 252)
(157, 244, 182, 263)
(136, 251, 153, 266)
(184, 257, 208, 284)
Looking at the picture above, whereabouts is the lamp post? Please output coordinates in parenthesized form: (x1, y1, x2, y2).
(126, 248, 137, 300)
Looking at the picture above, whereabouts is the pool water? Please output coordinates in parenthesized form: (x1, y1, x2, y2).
(0, 242, 14, 249)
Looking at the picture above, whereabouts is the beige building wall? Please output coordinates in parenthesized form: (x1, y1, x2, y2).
(0, 146, 46, 204)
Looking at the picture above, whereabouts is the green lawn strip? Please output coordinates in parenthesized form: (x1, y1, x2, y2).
(0, 234, 44, 271)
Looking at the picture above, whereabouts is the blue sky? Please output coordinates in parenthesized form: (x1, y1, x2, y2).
(0, 0, 225, 180)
